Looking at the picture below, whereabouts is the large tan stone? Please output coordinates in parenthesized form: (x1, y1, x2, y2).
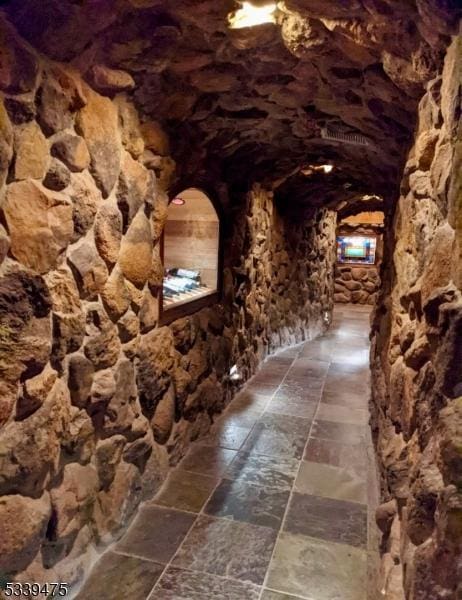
(139, 289, 159, 333)
(70, 170, 102, 240)
(114, 95, 144, 159)
(407, 451, 444, 545)
(75, 87, 121, 197)
(415, 129, 439, 171)
(49, 463, 98, 550)
(37, 65, 87, 135)
(118, 209, 153, 287)
(67, 353, 94, 408)
(83, 304, 121, 370)
(151, 190, 168, 241)
(97, 359, 143, 439)
(45, 268, 85, 361)
(171, 317, 196, 352)
(52, 133, 90, 172)
(117, 151, 152, 228)
(0, 493, 51, 573)
(95, 435, 126, 489)
(93, 460, 141, 543)
(0, 379, 71, 497)
(117, 309, 139, 342)
(45, 267, 81, 314)
(43, 158, 71, 192)
(152, 384, 175, 444)
(137, 327, 175, 414)
(94, 202, 123, 265)
(0, 269, 52, 424)
(420, 223, 456, 305)
(2, 180, 73, 273)
(101, 265, 131, 319)
(182, 340, 210, 382)
(16, 363, 58, 420)
(67, 237, 109, 299)
(86, 64, 135, 95)
(13, 121, 49, 180)
(90, 368, 117, 410)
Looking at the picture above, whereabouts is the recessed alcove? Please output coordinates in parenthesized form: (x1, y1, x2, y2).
(160, 188, 221, 323)
(334, 210, 384, 305)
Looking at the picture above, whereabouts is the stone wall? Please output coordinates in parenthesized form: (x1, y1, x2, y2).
(0, 19, 336, 589)
(370, 34, 462, 600)
(334, 264, 380, 305)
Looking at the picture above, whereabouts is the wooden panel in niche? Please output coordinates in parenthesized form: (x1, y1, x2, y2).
(164, 219, 219, 288)
(161, 188, 221, 321)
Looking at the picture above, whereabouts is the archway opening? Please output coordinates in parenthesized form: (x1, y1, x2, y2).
(162, 188, 220, 316)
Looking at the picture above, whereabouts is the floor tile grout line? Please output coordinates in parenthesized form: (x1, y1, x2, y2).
(257, 353, 332, 600)
(150, 323, 359, 596)
(143, 557, 264, 593)
(257, 310, 373, 598)
(149, 373, 283, 499)
(264, 585, 313, 600)
(146, 555, 266, 600)
(149, 343, 305, 600)
(145, 352, 299, 600)
(146, 464, 225, 599)
(112, 548, 166, 565)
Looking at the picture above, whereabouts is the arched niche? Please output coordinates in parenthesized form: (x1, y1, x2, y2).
(160, 187, 221, 323)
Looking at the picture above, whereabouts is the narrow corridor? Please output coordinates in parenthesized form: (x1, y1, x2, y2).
(0, 5, 459, 597)
(76, 304, 379, 600)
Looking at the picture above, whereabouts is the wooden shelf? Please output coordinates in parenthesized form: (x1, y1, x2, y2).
(163, 286, 216, 309)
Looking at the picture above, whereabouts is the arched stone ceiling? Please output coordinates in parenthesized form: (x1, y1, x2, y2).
(4, 0, 461, 210)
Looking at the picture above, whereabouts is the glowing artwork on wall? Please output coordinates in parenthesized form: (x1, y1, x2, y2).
(337, 236, 377, 265)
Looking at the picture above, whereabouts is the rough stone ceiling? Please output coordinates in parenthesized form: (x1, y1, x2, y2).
(4, 0, 461, 211)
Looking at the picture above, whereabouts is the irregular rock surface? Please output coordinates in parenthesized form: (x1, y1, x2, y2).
(0, 5, 459, 599)
(51, 133, 90, 172)
(2, 180, 73, 273)
(117, 209, 153, 287)
(371, 34, 462, 600)
(75, 88, 121, 198)
(13, 120, 49, 180)
(0, 493, 51, 573)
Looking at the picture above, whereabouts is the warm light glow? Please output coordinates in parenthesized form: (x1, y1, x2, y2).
(301, 164, 334, 176)
(171, 197, 185, 205)
(228, 2, 277, 29)
(229, 364, 242, 381)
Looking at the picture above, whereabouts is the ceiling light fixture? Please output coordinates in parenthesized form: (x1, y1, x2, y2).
(171, 197, 185, 205)
(301, 164, 334, 176)
(228, 2, 277, 29)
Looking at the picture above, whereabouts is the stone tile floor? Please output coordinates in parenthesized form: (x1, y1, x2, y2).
(75, 304, 380, 600)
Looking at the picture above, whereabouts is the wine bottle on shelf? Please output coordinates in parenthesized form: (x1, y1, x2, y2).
(163, 282, 181, 295)
(176, 268, 200, 281)
(169, 276, 199, 290)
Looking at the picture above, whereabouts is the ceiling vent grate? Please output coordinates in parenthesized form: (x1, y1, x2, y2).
(321, 126, 370, 147)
